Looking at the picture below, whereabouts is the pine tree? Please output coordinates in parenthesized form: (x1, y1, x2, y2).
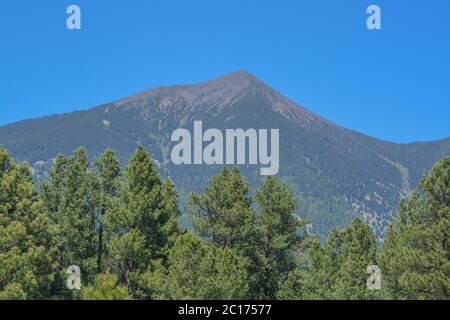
(40, 154, 67, 216)
(379, 157, 450, 300)
(40, 148, 99, 293)
(312, 228, 345, 299)
(93, 149, 121, 273)
(82, 273, 130, 300)
(190, 166, 254, 253)
(278, 230, 342, 300)
(61, 148, 98, 280)
(0, 148, 59, 299)
(252, 176, 306, 299)
(278, 219, 378, 300)
(143, 232, 248, 300)
(189, 166, 256, 298)
(332, 219, 378, 300)
(103, 145, 180, 297)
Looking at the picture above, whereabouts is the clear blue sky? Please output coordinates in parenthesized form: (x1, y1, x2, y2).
(1, 0, 449, 143)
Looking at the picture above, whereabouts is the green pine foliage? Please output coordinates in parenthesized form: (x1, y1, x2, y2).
(379, 157, 450, 300)
(278, 219, 379, 300)
(40, 148, 99, 294)
(142, 232, 248, 300)
(1, 144, 449, 300)
(189, 166, 254, 252)
(102, 145, 180, 298)
(82, 274, 130, 300)
(252, 176, 307, 299)
(93, 149, 121, 274)
(0, 148, 59, 299)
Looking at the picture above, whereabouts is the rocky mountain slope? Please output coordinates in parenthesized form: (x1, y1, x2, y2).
(1, 71, 449, 240)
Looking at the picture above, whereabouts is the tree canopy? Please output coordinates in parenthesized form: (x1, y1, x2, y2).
(0, 145, 448, 300)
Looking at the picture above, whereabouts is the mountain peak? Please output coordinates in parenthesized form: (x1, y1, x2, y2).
(111, 70, 333, 129)
(192, 70, 260, 93)
(218, 70, 258, 81)
(112, 70, 261, 110)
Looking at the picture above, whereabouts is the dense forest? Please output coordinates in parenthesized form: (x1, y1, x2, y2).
(0, 145, 448, 300)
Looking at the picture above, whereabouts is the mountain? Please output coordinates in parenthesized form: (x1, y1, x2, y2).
(1, 71, 449, 240)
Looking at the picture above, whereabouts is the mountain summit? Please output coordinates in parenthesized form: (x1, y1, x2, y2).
(1, 71, 449, 239)
(112, 71, 331, 128)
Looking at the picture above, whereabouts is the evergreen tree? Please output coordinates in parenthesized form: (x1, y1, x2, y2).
(379, 157, 450, 300)
(103, 145, 180, 297)
(143, 232, 248, 300)
(61, 148, 98, 280)
(189, 166, 256, 297)
(40, 148, 99, 293)
(278, 219, 378, 300)
(40, 154, 67, 216)
(278, 230, 342, 300)
(3, 141, 448, 301)
(252, 176, 306, 299)
(333, 219, 378, 299)
(82, 273, 130, 300)
(190, 166, 254, 253)
(0, 148, 58, 299)
(93, 149, 121, 273)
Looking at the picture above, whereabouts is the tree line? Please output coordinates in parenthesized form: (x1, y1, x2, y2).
(0, 145, 448, 300)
